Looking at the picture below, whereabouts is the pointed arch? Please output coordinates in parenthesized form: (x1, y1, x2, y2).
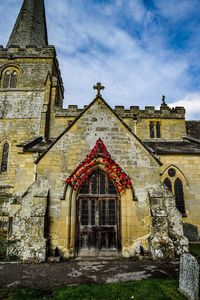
(66, 139, 133, 193)
(161, 165, 187, 216)
(161, 164, 188, 186)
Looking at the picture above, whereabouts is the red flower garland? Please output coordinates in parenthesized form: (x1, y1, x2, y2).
(66, 138, 132, 193)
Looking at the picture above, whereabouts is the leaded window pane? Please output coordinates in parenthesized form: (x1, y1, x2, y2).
(91, 171, 98, 194)
(163, 177, 172, 191)
(81, 199, 89, 225)
(174, 178, 185, 215)
(1, 143, 9, 172)
(108, 179, 117, 194)
(100, 172, 106, 194)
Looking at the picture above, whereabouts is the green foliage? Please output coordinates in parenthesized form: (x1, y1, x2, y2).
(0, 288, 48, 300)
(189, 243, 200, 264)
(1, 279, 187, 300)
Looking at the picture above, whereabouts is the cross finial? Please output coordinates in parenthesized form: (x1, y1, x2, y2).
(93, 82, 105, 97)
(162, 95, 167, 106)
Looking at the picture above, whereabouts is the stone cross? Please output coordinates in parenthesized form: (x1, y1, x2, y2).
(93, 82, 105, 97)
(179, 253, 199, 300)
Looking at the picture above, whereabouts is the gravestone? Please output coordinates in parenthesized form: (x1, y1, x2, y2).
(179, 253, 199, 300)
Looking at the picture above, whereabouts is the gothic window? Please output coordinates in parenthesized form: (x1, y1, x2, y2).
(163, 177, 172, 191)
(79, 170, 117, 195)
(1, 67, 19, 89)
(162, 167, 186, 216)
(1, 143, 9, 172)
(149, 121, 161, 138)
(174, 178, 185, 215)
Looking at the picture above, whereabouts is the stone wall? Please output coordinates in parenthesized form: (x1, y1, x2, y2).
(36, 97, 169, 258)
(50, 103, 186, 140)
(6, 178, 49, 262)
(160, 155, 200, 237)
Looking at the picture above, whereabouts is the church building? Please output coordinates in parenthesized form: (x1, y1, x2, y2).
(0, 0, 199, 262)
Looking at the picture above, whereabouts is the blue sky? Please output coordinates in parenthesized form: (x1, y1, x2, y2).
(0, 0, 200, 119)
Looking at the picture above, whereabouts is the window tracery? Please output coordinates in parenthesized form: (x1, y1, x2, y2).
(162, 167, 186, 216)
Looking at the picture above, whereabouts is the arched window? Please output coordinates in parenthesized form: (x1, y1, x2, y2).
(1, 143, 9, 172)
(163, 177, 172, 192)
(79, 170, 117, 195)
(174, 178, 185, 215)
(1, 67, 19, 89)
(162, 166, 187, 216)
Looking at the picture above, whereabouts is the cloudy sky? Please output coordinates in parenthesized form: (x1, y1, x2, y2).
(0, 0, 200, 119)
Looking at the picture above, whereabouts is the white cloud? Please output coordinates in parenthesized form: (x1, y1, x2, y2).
(153, 0, 200, 22)
(0, 0, 199, 120)
(168, 93, 200, 120)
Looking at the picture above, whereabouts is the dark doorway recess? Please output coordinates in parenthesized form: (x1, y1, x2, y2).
(76, 170, 121, 256)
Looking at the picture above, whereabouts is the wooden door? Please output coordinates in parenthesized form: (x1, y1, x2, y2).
(76, 170, 120, 256)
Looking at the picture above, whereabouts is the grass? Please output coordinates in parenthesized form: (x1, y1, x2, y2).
(189, 243, 200, 264)
(0, 279, 187, 300)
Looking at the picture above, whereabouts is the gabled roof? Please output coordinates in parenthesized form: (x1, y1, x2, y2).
(35, 96, 162, 165)
(7, 0, 48, 48)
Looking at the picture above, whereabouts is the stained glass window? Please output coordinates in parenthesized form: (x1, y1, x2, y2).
(79, 170, 117, 195)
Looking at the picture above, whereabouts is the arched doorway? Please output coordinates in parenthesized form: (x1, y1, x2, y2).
(76, 169, 121, 256)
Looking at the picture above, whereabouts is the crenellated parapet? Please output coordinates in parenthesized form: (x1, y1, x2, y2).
(55, 103, 185, 119)
(0, 45, 56, 59)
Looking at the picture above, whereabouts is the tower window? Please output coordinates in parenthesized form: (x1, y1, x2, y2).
(1, 143, 9, 173)
(149, 122, 155, 138)
(1, 67, 19, 89)
(149, 121, 161, 138)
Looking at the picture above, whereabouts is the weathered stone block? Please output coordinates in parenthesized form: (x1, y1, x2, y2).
(179, 253, 199, 300)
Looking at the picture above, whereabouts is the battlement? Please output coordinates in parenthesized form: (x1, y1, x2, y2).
(55, 103, 186, 119)
(0, 45, 56, 58)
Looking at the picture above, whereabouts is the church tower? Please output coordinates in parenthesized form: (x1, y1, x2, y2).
(0, 0, 63, 203)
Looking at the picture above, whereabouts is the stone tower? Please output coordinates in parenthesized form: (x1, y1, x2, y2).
(0, 0, 63, 204)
